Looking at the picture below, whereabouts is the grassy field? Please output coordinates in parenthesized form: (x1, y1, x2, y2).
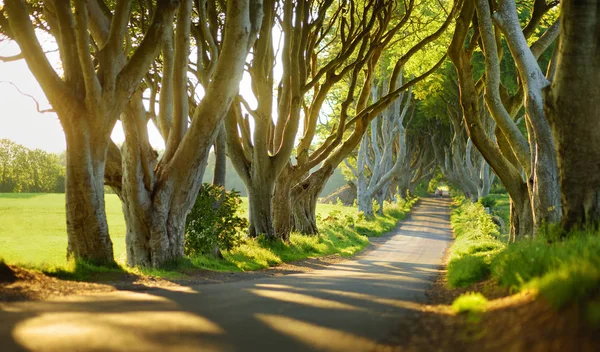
(0, 193, 387, 268)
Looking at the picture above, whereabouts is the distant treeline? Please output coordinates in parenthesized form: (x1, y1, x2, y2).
(0, 139, 65, 193)
(1, 138, 346, 196)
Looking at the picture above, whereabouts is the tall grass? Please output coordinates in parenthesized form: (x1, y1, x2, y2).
(491, 233, 600, 308)
(448, 194, 600, 312)
(447, 197, 505, 288)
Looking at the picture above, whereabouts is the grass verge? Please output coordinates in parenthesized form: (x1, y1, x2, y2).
(447, 196, 505, 288)
(7, 197, 417, 280)
(183, 197, 418, 272)
(447, 194, 600, 318)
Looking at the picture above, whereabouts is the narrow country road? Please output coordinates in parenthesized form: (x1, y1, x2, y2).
(0, 198, 453, 352)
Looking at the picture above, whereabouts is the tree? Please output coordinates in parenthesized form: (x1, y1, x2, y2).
(355, 77, 413, 216)
(3, 0, 261, 268)
(2, 0, 178, 264)
(114, 0, 261, 267)
(448, 0, 559, 240)
(545, 0, 600, 231)
(227, 0, 456, 239)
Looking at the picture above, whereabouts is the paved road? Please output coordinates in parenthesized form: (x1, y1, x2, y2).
(0, 198, 452, 352)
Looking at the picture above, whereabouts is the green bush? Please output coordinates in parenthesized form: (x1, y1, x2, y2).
(478, 195, 496, 209)
(448, 255, 490, 287)
(185, 184, 248, 257)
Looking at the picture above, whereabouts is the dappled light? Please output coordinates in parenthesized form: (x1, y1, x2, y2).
(1, 199, 451, 351)
(255, 314, 383, 352)
(1, 0, 598, 349)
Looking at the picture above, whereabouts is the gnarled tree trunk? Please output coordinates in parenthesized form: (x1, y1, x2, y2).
(64, 121, 114, 265)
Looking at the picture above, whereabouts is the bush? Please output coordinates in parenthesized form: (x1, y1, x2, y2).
(478, 195, 496, 209)
(448, 255, 490, 287)
(185, 184, 248, 257)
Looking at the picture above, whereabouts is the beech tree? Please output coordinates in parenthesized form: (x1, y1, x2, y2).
(2, 0, 178, 264)
(545, 0, 600, 231)
(448, 0, 560, 239)
(227, 0, 456, 238)
(355, 78, 413, 216)
(2, 0, 261, 268)
(110, 0, 262, 267)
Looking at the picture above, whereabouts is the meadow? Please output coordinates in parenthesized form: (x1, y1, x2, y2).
(0, 193, 376, 268)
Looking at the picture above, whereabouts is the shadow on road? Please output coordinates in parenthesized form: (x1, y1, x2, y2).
(0, 198, 454, 352)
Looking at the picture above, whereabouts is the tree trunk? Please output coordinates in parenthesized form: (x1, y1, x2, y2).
(291, 166, 333, 235)
(375, 190, 385, 215)
(545, 0, 600, 231)
(273, 171, 293, 241)
(213, 124, 227, 187)
(293, 191, 320, 235)
(64, 125, 114, 265)
(358, 190, 374, 217)
(122, 193, 187, 267)
(247, 180, 276, 238)
(509, 193, 534, 242)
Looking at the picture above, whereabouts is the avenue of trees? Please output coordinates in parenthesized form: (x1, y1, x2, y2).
(0, 0, 597, 268)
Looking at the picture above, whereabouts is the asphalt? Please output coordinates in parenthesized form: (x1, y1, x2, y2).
(0, 197, 453, 352)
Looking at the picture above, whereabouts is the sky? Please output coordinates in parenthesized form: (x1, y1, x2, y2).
(0, 39, 266, 155)
(0, 37, 173, 153)
(0, 40, 69, 153)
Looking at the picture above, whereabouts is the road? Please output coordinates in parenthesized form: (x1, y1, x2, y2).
(0, 197, 452, 352)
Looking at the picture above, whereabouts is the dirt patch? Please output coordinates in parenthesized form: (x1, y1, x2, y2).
(0, 264, 114, 302)
(379, 259, 600, 351)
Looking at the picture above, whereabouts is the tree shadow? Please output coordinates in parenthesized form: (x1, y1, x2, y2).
(0, 195, 455, 351)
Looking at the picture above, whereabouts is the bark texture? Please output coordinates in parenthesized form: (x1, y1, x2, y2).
(546, 0, 600, 230)
(4, 0, 177, 264)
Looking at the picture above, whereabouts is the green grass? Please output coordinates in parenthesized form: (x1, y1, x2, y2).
(452, 292, 488, 323)
(491, 233, 600, 308)
(452, 292, 488, 314)
(0, 193, 416, 278)
(447, 197, 505, 288)
(447, 194, 600, 312)
(0, 193, 127, 265)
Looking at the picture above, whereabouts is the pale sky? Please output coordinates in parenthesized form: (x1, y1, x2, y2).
(0, 38, 173, 153)
(1, 22, 299, 155)
(0, 39, 268, 155)
(0, 39, 68, 153)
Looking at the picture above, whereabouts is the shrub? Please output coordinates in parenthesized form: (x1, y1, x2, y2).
(185, 184, 248, 257)
(447, 197, 504, 287)
(478, 195, 496, 209)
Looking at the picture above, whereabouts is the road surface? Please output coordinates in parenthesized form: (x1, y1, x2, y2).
(0, 197, 452, 352)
